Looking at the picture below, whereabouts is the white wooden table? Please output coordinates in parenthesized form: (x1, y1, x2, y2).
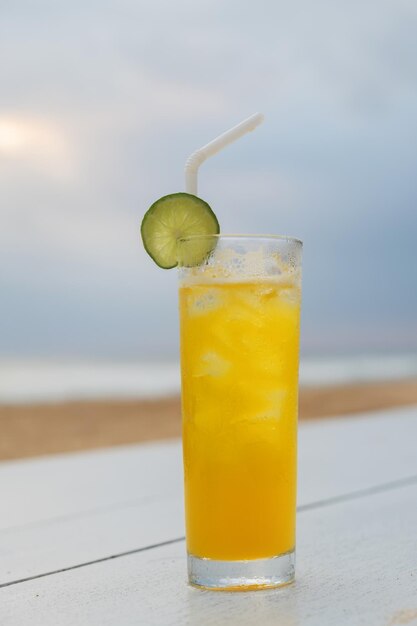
(1, 406, 416, 625)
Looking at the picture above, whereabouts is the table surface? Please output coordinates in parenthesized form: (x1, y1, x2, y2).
(1, 406, 416, 626)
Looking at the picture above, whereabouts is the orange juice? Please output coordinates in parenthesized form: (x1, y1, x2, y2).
(180, 278, 300, 561)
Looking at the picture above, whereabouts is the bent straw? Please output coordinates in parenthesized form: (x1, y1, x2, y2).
(185, 113, 264, 195)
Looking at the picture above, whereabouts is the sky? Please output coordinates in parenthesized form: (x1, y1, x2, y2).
(1, 0, 417, 359)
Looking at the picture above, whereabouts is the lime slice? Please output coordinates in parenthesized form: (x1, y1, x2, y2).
(141, 193, 219, 269)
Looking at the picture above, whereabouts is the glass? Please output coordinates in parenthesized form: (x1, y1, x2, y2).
(178, 235, 302, 590)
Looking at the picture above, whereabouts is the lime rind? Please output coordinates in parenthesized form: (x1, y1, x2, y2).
(141, 192, 220, 269)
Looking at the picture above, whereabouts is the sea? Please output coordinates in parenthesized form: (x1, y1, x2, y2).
(0, 353, 416, 405)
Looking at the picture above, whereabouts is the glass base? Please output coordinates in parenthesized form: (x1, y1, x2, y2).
(188, 549, 295, 591)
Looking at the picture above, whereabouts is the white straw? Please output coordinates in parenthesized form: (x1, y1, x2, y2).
(184, 112, 264, 195)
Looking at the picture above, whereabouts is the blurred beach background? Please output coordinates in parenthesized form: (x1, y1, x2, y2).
(1, 0, 416, 460)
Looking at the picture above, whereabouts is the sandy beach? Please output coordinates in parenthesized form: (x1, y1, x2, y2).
(1, 378, 416, 461)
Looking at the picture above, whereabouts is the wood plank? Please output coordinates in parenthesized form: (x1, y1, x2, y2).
(0, 407, 416, 586)
(297, 406, 417, 505)
(0, 440, 183, 530)
(1, 481, 416, 626)
(0, 496, 184, 587)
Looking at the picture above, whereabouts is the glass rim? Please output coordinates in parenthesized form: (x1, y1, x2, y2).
(177, 233, 303, 246)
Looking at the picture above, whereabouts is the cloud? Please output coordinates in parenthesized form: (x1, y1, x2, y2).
(0, 115, 76, 179)
(1, 0, 417, 357)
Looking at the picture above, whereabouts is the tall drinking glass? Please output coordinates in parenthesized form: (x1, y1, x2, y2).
(178, 235, 302, 591)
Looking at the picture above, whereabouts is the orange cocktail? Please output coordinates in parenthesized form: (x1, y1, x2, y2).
(178, 235, 302, 589)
